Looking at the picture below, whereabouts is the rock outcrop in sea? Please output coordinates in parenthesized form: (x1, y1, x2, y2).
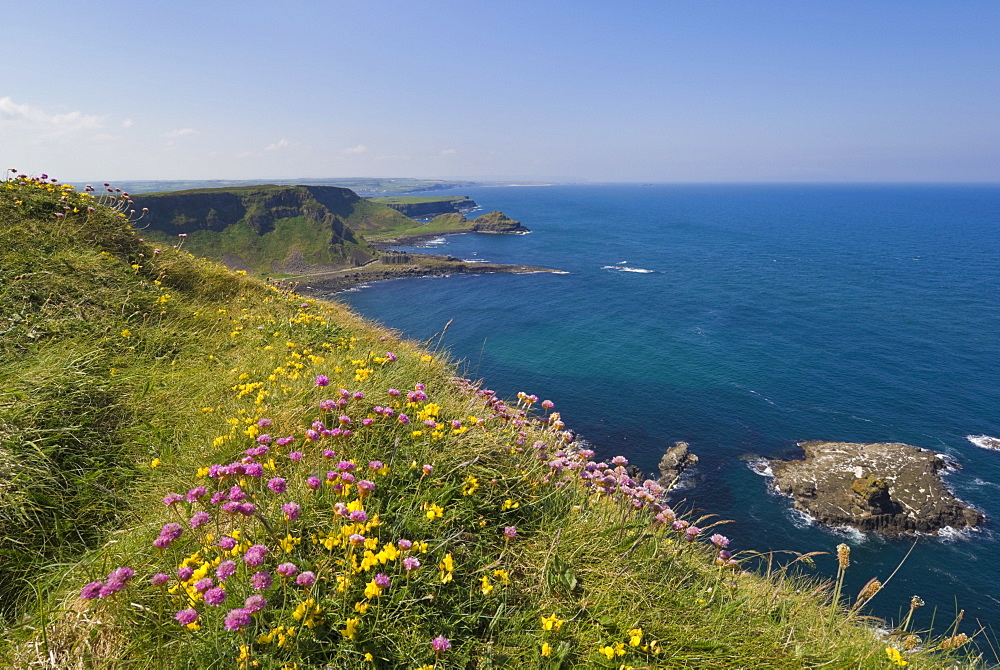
(768, 441, 984, 535)
(658, 441, 699, 490)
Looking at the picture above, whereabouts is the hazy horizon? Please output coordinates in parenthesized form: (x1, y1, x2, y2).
(3, 1, 998, 183)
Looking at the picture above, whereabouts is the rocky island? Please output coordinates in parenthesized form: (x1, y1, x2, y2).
(768, 441, 984, 535)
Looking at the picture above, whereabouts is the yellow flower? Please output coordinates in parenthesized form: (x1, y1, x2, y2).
(885, 646, 908, 666)
(628, 628, 642, 647)
(493, 569, 510, 585)
(480, 575, 493, 595)
(439, 553, 454, 583)
(541, 642, 552, 657)
(423, 502, 444, 520)
(341, 617, 360, 640)
(120, 329, 131, 337)
(150, 458, 161, 468)
(599, 645, 616, 660)
(541, 614, 564, 631)
(461, 475, 479, 496)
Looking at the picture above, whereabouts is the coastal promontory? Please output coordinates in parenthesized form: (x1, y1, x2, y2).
(768, 441, 984, 535)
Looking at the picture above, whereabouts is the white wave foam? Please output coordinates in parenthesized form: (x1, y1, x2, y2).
(616, 260, 628, 265)
(967, 434, 1000, 451)
(601, 265, 654, 273)
(421, 237, 447, 246)
(746, 457, 774, 478)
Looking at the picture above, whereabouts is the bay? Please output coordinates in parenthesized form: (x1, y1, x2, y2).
(337, 183, 1000, 633)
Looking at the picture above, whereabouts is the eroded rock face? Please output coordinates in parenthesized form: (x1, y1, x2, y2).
(658, 441, 699, 490)
(769, 441, 983, 535)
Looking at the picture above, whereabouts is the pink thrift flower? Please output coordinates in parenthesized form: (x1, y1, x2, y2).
(431, 635, 451, 652)
(81, 581, 103, 599)
(296, 571, 316, 587)
(175, 608, 199, 626)
(315, 375, 329, 387)
(282, 501, 301, 521)
(224, 608, 251, 631)
(267, 477, 287, 494)
(189, 511, 211, 529)
(204, 587, 226, 606)
(276, 562, 298, 578)
(151, 573, 170, 587)
(251, 570, 272, 590)
(216, 560, 237, 581)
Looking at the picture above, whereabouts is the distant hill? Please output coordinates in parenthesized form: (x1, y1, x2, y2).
(132, 185, 530, 275)
(369, 195, 477, 218)
(75, 177, 476, 196)
(132, 184, 421, 274)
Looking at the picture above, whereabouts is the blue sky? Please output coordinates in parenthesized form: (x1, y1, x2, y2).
(2, 1, 998, 182)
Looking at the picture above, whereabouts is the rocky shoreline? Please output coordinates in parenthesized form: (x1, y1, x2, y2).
(289, 253, 559, 295)
(767, 441, 984, 535)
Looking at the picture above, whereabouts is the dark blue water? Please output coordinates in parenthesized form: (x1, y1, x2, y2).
(337, 184, 1000, 635)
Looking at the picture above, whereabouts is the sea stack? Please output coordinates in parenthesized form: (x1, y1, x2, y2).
(768, 441, 983, 535)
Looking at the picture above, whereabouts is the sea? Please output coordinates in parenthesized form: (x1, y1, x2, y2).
(335, 183, 1000, 637)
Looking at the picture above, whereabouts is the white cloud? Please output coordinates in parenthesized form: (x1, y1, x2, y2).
(440, 149, 456, 155)
(265, 138, 290, 151)
(342, 144, 367, 155)
(161, 127, 198, 139)
(122, 118, 134, 128)
(0, 96, 105, 138)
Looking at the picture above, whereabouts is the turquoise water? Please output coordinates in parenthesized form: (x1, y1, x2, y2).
(337, 184, 1000, 634)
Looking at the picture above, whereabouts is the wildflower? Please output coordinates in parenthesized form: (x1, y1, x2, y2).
(277, 562, 298, 578)
(224, 608, 252, 631)
(350, 510, 369, 523)
(151, 573, 170, 587)
(438, 553, 454, 583)
(885, 647, 908, 666)
(289, 451, 303, 461)
(163, 493, 184, 507)
(423, 502, 444, 520)
(403, 556, 420, 572)
(315, 375, 330, 386)
(431, 635, 451, 652)
(244, 544, 269, 567)
(218, 536, 238, 551)
(628, 628, 643, 647)
(150, 458, 161, 468)
(252, 571, 272, 590)
(186, 486, 207, 502)
(177, 567, 195, 581)
(348, 533, 366, 546)
(296, 571, 316, 587)
(175, 608, 199, 627)
(341, 617, 359, 639)
(461, 475, 479, 495)
(398, 539, 413, 550)
(190, 511, 211, 529)
(205, 587, 227, 606)
(504, 526, 517, 539)
(541, 614, 564, 631)
(710, 534, 730, 549)
(154, 522, 183, 549)
(194, 577, 214, 593)
(267, 477, 287, 494)
(244, 594, 267, 613)
(684, 526, 701, 541)
(81, 581, 103, 599)
(480, 575, 493, 595)
(599, 645, 616, 660)
(282, 501, 301, 521)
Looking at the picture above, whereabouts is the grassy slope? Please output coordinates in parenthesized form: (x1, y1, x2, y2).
(0, 177, 981, 669)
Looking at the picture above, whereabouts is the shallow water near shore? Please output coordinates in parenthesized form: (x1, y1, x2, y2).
(337, 183, 1000, 636)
